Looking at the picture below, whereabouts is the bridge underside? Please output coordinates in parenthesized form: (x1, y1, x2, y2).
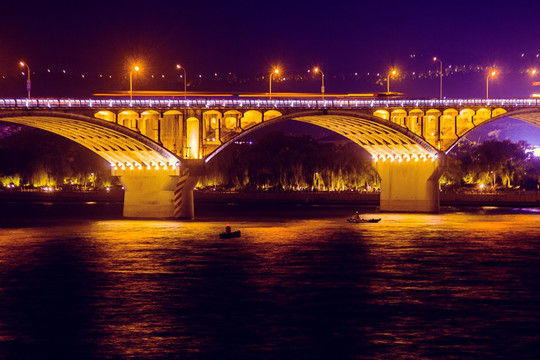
(0, 112, 197, 219)
(291, 114, 442, 212)
(205, 111, 443, 213)
(290, 114, 441, 212)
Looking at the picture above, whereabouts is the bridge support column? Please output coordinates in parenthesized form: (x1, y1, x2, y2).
(113, 161, 204, 219)
(114, 168, 180, 218)
(376, 157, 443, 213)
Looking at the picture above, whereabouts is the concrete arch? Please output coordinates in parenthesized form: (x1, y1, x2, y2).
(118, 110, 139, 131)
(446, 109, 540, 153)
(492, 108, 507, 117)
(374, 110, 389, 120)
(0, 111, 180, 169)
(163, 110, 183, 116)
(95, 110, 115, 123)
(456, 108, 475, 136)
(240, 110, 263, 130)
(223, 110, 242, 130)
(474, 108, 491, 125)
(391, 109, 407, 126)
(140, 110, 161, 141)
(203, 110, 222, 127)
(162, 110, 183, 156)
(264, 110, 282, 121)
(203, 110, 222, 144)
(407, 109, 424, 134)
(205, 110, 439, 163)
(425, 109, 442, 143)
(440, 108, 458, 145)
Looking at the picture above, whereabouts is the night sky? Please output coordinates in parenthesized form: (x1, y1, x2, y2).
(2, 0, 540, 98)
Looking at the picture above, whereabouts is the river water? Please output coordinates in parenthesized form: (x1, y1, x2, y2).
(0, 202, 540, 359)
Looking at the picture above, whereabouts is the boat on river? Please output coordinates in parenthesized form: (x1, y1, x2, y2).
(219, 230, 241, 239)
(347, 217, 381, 223)
(220, 225, 241, 239)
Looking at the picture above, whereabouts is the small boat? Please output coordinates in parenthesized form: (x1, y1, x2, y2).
(347, 217, 381, 223)
(219, 230, 241, 239)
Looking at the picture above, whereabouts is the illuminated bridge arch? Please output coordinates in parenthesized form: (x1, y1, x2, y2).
(205, 110, 440, 163)
(446, 108, 540, 153)
(0, 111, 180, 171)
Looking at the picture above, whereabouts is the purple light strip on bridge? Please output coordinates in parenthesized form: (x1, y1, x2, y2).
(0, 98, 539, 109)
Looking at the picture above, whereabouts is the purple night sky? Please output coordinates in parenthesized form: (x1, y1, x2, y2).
(2, 0, 540, 144)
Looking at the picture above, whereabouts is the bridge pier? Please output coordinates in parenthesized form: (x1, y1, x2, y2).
(112, 160, 205, 219)
(376, 156, 443, 213)
(113, 167, 198, 219)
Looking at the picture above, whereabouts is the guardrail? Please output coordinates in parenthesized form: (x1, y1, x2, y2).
(0, 98, 539, 110)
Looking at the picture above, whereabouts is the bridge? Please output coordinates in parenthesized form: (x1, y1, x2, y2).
(1, 97, 540, 218)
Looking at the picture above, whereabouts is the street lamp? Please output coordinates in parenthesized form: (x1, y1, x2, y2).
(530, 69, 539, 88)
(486, 69, 496, 99)
(269, 68, 279, 100)
(387, 69, 397, 94)
(313, 67, 325, 100)
(433, 57, 443, 99)
(176, 64, 187, 100)
(19, 61, 31, 99)
(129, 65, 140, 100)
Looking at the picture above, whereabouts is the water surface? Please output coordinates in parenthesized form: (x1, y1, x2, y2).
(0, 203, 539, 359)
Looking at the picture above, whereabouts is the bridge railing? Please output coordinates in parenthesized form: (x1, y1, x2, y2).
(1, 98, 539, 110)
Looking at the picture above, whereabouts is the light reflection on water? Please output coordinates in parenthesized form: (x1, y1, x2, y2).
(0, 206, 540, 359)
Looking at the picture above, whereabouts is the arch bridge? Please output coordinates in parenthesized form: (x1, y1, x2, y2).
(1, 98, 539, 218)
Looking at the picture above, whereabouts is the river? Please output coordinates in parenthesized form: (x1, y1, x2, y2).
(0, 202, 539, 359)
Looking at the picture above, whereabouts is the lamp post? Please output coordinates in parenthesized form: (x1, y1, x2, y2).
(387, 69, 397, 94)
(433, 57, 443, 99)
(19, 61, 31, 99)
(269, 68, 279, 100)
(176, 64, 187, 100)
(486, 70, 496, 99)
(314, 67, 325, 100)
(129, 66, 140, 100)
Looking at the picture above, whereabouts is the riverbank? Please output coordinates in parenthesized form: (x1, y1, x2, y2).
(194, 191, 540, 208)
(1, 190, 539, 208)
(0, 190, 124, 203)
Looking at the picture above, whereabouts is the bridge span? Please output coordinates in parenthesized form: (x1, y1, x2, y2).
(1, 97, 540, 218)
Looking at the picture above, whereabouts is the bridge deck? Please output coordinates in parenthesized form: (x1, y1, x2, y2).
(1, 98, 539, 110)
